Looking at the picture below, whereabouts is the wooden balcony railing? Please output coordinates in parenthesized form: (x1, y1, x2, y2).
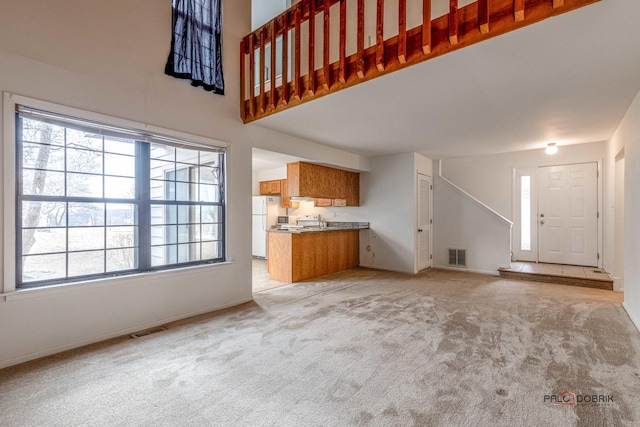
(240, 0, 599, 123)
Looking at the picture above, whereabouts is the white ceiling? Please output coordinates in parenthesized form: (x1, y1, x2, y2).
(251, 0, 640, 159)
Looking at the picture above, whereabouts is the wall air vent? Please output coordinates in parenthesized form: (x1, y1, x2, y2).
(448, 249, 467, 267)
(129, 326, 167, 339)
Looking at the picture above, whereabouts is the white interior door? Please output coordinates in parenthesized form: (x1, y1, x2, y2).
(417, 173, 432, 271)
(538, 163, 598, 266)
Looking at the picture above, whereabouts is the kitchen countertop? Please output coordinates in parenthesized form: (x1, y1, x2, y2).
(267, 222, 369, 234)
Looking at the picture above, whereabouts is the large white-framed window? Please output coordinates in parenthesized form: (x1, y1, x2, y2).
(3, 94, 228, 291)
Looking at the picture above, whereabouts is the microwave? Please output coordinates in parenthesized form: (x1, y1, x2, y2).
(277, 215, 297, 225)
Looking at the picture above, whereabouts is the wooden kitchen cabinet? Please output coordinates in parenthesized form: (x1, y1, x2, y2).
(259, 179, 282, 195)
(287, 162, 360, 206)
(267, 230, 360, 283)
(280, 179, 293, 208)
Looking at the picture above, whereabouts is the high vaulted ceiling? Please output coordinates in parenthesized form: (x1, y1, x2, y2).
(251, 0, 640, 159)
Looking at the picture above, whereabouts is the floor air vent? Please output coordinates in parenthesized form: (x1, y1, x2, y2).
(129, 326, 167, 339)
(448, 249, 467, 267)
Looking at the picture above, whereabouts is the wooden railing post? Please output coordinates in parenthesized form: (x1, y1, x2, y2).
(376, 0, 384, 71)
(339, 0, 346, 83)
(282, 14, 290, 105)
(259, 28, 266, 113)
(249, 34, 256, 117)
(240, 38, 246, 121)
(270, 22, 277, 110)
(357, 0, 365, 78)
(422, 0, 431, 54)
(323, 0, 331, 90)
(449, 0, 459, 45)
(398, 0, 407, 63)
(308, 0, 316, 95)
(515, 0, 525, 21)
(295, 4, 302, 100)
(478, 0, 489, 34)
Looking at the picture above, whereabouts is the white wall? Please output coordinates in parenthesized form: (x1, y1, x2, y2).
(433, 174, 512, 275)
(350, 153, 432, 274)
(608, 90, 640, 331)
(0, 0, 369, 368)
(440, 141, 609, 271)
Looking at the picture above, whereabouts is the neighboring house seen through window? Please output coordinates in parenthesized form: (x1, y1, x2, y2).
(16, 106, 226, 289)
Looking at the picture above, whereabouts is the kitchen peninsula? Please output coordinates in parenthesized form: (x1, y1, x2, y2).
(267, 223, 369, 283)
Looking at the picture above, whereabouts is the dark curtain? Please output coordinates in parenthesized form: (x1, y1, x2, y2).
(165, 0, 224, 95)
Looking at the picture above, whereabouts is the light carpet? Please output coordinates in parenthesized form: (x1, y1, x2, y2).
(1, 268, 639, 426)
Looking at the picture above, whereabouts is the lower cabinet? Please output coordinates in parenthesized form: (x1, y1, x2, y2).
(267, 230, 359, 283)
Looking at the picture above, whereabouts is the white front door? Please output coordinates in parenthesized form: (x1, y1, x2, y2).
(417, 173, 432, 271)
(537, 163, 598, 266)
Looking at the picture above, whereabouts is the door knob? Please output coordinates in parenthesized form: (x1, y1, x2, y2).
(540, 214, 545, 218)
(418, 229, 423, 232)
(540, 220, 545, 225)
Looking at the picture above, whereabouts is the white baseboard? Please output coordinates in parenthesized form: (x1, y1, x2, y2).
(623, 302, 640, 334)
(0, 297, 253, 370)
(359, 264, 415, 275)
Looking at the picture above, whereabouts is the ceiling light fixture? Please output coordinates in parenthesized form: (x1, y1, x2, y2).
(545, 142, 558, 155)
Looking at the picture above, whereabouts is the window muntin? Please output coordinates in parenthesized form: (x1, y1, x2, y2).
(16, 110, 225, 288)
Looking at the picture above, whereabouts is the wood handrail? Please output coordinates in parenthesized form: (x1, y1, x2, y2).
(240, 0, 600, 123)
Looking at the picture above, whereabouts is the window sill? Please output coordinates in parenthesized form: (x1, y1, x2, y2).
(0, 261, 235, 303)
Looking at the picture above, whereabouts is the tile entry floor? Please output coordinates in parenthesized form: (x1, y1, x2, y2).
(505, 262, 612, 281)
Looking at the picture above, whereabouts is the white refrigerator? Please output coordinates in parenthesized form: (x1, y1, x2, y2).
(252, 196, 284, 258)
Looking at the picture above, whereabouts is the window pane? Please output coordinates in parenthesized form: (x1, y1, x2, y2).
(201, 241, 221, 260)
(199, 166, 220, 185)
(104, 138, 135, 155)
(176, 181, 194, 201)
(68, 173, 103, 198)
(151, 204, 175, 225)
(22, 201, 67, 228)
(22, 169, 65, 196)
(21, 119, 65, 145)
(105, 176, 135, 199)
(178, 205, 199, 224)
(69, 202, 105, 226)
(201, 223, 221, 241)
(22, 228, 66, 255)
(105, 153, 135, 177)
(178, 243, 198, 262)
(150, 159, 175, 179)
(68, 251, 104, 277)
(106, 204, 136, 226)
(151, 245, 177, 267)
(200, 152, 220, 167)
(66, 148, 102, 174)
(23, 253, 66, 282)
(199, 184, 219, 202)
(151, 225, 178, 245)
(176, 148, 198, 164)
(201, 205, 220, 223)
(150, 144, 174, 161)
(521, 176, 531, 251)
(66, 129, 103, 150)
(22, 142, 65, 171)
(150, 179, 174, 200)
(107, 249, 136, 272)
(178, 224, 198, 243)
(69, 227, 105, 251)
(107, 226, 136, 249)
(175, 167, 192, 182)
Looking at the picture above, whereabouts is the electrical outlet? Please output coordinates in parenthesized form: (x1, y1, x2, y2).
(334, 212, 339, 218)
(366, 245, 371, 252)
(372, 252, 376, 258)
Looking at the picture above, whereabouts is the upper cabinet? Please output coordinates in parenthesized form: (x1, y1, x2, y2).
(259, 179, 281, 195)
(287, 162, 360, 206)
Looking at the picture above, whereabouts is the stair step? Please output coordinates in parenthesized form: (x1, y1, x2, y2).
(498, 268, 613, 291)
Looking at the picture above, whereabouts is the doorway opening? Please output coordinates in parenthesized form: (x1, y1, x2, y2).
(513, 162, 601, 268)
